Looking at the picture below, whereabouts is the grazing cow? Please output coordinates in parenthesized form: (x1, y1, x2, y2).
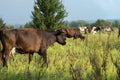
(84, 27, 92, 34)
(79, 27, 87, 34)
(91, 27, 97, 34)
(59, 28, 85, 40)
(91, 27, 101, 34)
(102, 26, 114, 32)
(94, 27, 101, 32)
(0, 28, 66, 67)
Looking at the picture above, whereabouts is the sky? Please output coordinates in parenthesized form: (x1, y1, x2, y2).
(0, 0, 120, 25)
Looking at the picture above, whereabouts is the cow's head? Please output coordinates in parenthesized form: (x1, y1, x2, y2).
(58, 28, 85, 40)
(73, 28, 85, 40)
(55, 30, 66, 45)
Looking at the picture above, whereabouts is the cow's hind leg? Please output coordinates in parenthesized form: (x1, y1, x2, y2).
(28, 53, 33, 64)
(2, 49, 12, 67)
(9, 47, 16, 61)
(26, 53, 34, 73)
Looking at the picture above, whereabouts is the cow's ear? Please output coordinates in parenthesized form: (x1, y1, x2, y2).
(61, 28, 67, 34)
(55, 30, 62, 35)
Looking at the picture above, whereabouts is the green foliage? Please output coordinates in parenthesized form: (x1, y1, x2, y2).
(0, 18, 14, 29)
(0, 18, 6, 28)
(70, 20, 90, 27)
(77, 20, 90, 27)
(32, 0, 67, 30)
(5, 25, 14, 29)
(70, 21, 79, 27)
(24, 22, 34, 28)
(63, 21, 70, 27)
(112, 20, 120, 28)
(91, 19, 112, 27)
(113, 42, 120, 51)
(0, 28, 120, 80)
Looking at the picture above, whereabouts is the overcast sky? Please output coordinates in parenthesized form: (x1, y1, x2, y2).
(0, 0, 120, 25)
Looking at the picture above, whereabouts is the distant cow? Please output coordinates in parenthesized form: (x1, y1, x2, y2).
(102, 26, 114, 32)
(0, 28, 66, 67)
(79, 27, 87, 34)
(91, 27, 101, 34)
(86, 27, 92, 33)
(59, 28, 85, 40)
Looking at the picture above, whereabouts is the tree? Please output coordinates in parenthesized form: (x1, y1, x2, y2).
(77, 20, 90, 27)
(104, 20, 112, 27)
(94, 19, 105, 27)
(0, 18, 6, 28)
(112, 20, 120, 28)
(32, 0, 67, 30)
(6, 25, 14, 29)
(24, 22, 34, 28)
(64, 21, 70, 28)
(70, 21, 79, 27)
(91, 19, 112, 28)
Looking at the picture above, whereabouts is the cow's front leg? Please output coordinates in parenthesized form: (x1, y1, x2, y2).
(28, 53, 34, 64)
(38, 51, 48, 67)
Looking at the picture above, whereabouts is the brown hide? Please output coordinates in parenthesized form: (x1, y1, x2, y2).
(0, 28, 66, 67)
(60, 28, 85, 40)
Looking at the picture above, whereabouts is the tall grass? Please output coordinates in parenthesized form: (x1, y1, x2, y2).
(0, 29, 120, 80)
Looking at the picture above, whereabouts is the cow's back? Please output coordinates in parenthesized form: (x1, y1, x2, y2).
(1, 29, 16, 48)
(15, 28, 42, 52)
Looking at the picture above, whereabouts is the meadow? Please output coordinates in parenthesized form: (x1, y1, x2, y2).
(0, 29, 120, 80)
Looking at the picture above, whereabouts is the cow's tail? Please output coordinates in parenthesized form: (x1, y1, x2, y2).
(0, 30, 7, 66)
(0, 30, 4, 62)
(0, 30, 5, 54)
(0, 30, 3, 51)
(0, 30, 3, 50)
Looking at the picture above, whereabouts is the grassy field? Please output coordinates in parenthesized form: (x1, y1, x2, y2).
(0, 29, 120, 80)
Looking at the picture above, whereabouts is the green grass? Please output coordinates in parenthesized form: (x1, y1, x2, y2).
(0, 29, 120, 80)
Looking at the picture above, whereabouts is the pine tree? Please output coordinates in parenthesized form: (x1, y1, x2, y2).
(0, 18, 6, 28)
(32, 0, 67, 30)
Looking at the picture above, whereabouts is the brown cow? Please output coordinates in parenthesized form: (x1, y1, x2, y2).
(102, 26, 114, 32)
(59, 28, 85, 40)
(0, 28, 66, 67)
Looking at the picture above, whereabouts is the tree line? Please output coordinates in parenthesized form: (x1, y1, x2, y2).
(1, 18, 120, 29)
(0, 0, 120, 29)
(64, 19, 120, 28)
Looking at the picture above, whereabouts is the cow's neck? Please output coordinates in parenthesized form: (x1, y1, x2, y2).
(41, 35, 56, 49)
